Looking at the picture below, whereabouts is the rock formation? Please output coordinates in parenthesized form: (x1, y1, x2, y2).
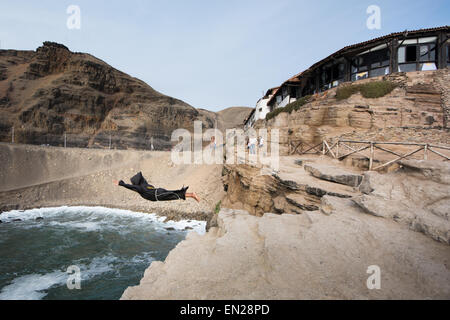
(257, 70, 450, 156)
(354, 160, 450, 244)
(121, 208, 450, 300)
(0, 42, 250, 150)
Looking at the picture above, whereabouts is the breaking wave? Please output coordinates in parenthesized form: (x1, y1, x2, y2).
(0, 206, 206, 300)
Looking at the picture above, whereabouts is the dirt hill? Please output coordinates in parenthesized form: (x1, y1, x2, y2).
(216, 106, 253, 130)
(0, 42, 218, 150)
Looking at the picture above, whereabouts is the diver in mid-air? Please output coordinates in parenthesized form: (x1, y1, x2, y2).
(113, 172, 200, 203)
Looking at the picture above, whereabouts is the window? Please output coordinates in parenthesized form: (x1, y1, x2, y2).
(302, 78, 316, 96)
(319, 60, 345, 91)
(398, 37, 437, 72)
(276, 95, 282, 104)
(352, 46, 389, 81)
(406, 46, 417, 62)
(290, 87, 297, 99)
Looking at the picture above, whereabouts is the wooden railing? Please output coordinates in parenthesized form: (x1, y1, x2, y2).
(289, 140, 322, 155)
(292, 139, 450, 171)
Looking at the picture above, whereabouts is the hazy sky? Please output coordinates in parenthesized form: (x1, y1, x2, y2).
(0, 0, 448, 111)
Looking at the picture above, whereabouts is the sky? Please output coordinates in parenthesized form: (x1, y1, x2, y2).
(0, 0, 449, 112)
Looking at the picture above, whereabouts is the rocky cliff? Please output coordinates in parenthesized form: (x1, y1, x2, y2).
(121, 207, 450, 300)
(258, 70, 450, 156)
(0, 42, 239, 150)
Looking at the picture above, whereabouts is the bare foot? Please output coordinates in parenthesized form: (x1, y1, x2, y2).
(192, 192, 201, 203)
(113, 180, 119, 186)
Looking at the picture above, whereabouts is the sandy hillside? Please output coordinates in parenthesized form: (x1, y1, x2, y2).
(0, 143, 225, 221)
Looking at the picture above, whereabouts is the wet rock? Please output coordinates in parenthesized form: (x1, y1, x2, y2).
(165, 227, 176, 231)
(13, 219, 22, 222)
(36, 217, 44, 221)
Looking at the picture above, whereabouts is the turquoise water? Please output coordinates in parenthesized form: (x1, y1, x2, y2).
(0, 206, 205, 300)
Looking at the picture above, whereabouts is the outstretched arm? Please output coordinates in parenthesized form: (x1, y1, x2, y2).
(113, 180, 140, 192)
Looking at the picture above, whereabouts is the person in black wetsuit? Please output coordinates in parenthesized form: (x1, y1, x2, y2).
(113, 172, 200, 203)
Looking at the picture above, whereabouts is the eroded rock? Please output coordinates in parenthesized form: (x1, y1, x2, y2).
(121, 208, 450, 300)
(304, 164, 363, 187)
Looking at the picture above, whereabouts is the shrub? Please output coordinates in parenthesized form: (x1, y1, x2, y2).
(214, 201, 222, 214)
(335, 85, 360, 100)
(336, 81, 397, 101)
(266, 95, 311, 121)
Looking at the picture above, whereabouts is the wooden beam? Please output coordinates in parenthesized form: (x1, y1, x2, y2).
(429, 144, 450, 151)
(373, 147, 424, 171)
(341, 143, 357, 152)
(369, 143, 374, 171)
(302, 142, 322, 154)
(324, 140, 336, 158)
(428, 147, 450, 161)
(338, 145, 371, 160)
(373, 144, 403, 157)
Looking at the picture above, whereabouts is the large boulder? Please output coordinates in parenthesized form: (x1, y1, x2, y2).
(354, 161, 450, 244)
(304, 164, 363, 187)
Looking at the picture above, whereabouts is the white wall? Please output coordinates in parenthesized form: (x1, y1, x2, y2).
(278, 95, 291, 109)
(254, 98, 271, 120)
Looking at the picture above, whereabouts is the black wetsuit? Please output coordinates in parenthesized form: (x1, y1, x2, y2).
(119, 172, 188, 202)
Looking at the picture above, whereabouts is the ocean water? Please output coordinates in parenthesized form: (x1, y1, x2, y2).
(0, 206, 205, 300)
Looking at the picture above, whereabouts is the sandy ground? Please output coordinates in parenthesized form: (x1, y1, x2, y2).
(0, 143, 225, 222)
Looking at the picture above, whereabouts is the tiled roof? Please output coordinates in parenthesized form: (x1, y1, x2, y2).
(267, 25, 449, 105)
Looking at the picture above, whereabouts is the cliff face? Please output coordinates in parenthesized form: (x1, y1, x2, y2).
(0, 42, 217, 149)
(259, 70, 450, 156)
(121, 207, 450, 300)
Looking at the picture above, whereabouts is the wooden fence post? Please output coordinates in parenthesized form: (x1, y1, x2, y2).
(336, 141, 339, 159)
(369, 142, 374, 171)
(424, 144, 428, 160)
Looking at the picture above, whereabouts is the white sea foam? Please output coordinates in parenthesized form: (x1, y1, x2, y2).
(0, 271, 67, 300)
(0, 254, 128, 300)
(0, 206, 206, 235)
(0, 206, 206, 300)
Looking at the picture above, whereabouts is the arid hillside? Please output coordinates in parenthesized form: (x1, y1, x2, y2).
(216, 106, 253, 130)
(0, 142, 225, 221)
(0, 42, 218, 150)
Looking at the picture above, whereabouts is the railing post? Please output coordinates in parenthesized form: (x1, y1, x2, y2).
(369, 142, 374, 171)
(336, 141, 339, 159)
(424, 144, 428, 160)
(11, 126, 14, 143)
(322, 141, 326, 155)
(64, 133, 67, 148)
